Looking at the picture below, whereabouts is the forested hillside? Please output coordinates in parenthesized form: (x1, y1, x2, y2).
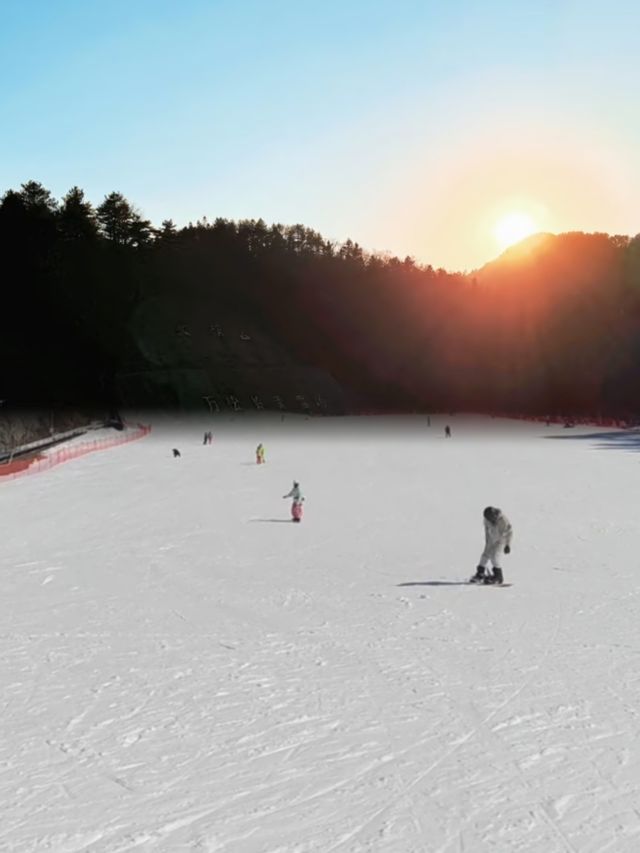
(2, 181, 640, 422)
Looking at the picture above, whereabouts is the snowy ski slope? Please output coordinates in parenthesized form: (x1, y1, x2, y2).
(3, 414, 640, 853)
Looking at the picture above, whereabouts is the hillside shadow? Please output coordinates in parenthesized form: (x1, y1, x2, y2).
(398, 581, 470, 587)
(545, 429, 640, 452)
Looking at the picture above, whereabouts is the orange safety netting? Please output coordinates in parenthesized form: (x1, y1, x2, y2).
(0, 424, 152, 481)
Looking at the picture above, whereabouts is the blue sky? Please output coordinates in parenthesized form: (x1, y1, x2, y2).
(1, 0, 639, 269)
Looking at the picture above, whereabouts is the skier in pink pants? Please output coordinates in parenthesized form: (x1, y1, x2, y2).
(283, 481, 304, 522)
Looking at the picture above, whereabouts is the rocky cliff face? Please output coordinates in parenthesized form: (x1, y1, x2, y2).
(117, 297, 351, 414)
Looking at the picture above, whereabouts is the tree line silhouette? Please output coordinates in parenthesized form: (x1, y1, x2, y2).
(2, 180, 640, 419)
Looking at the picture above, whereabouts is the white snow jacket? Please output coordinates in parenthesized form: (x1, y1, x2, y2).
(283, 484, 303, 502)
(484, 511, 513, 550)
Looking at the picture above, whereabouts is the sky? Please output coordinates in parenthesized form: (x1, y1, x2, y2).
(1, 0, 639, 270)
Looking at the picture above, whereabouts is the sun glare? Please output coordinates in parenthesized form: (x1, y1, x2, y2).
(494, 212, 537, 251)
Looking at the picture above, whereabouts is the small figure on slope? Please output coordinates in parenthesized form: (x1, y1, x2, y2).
(283, 480, 304, 522)
(470, 506, 513, 585)
(445, 425, 451, 438)
(172, 448, 181, 458)
(256, 443, 265, 465)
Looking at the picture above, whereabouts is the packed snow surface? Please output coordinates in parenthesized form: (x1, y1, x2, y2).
(2, 415, 640, 852)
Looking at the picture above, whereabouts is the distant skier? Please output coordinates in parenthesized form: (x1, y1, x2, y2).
(445, 425, 451, 438)
(427, 416, 431, 427)
(256, 443, 265, 464)
(203, 431, 213, 445)
(283, 480, 304, 522)
(172, 448, 181, 458)
(470, 506, 513, 585)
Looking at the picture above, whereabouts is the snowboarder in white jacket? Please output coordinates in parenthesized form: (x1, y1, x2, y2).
(470, 506, 513, 585)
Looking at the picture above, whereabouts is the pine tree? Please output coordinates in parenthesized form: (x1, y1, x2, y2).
(59, 186, 98, 240)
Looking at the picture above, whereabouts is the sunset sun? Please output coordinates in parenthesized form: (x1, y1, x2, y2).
(494, 212, 538, 251)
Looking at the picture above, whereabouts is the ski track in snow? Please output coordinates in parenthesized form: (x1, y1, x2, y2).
(2, 415, 640, 851)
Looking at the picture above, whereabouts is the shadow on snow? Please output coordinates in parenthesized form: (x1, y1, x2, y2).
(250, 518, 294, 523)
(397, 581, 470, 587)
(544, 429, 640, 452)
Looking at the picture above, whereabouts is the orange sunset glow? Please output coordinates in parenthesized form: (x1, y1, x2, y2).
(493, 212, 538, 251)
(383, 103, 636, 271)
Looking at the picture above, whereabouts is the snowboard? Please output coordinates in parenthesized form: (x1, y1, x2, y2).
(469, 581, 512, 587)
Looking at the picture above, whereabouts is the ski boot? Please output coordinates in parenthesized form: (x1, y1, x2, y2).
(470, 566, 486, 584)
(484, 567, 503, 585)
